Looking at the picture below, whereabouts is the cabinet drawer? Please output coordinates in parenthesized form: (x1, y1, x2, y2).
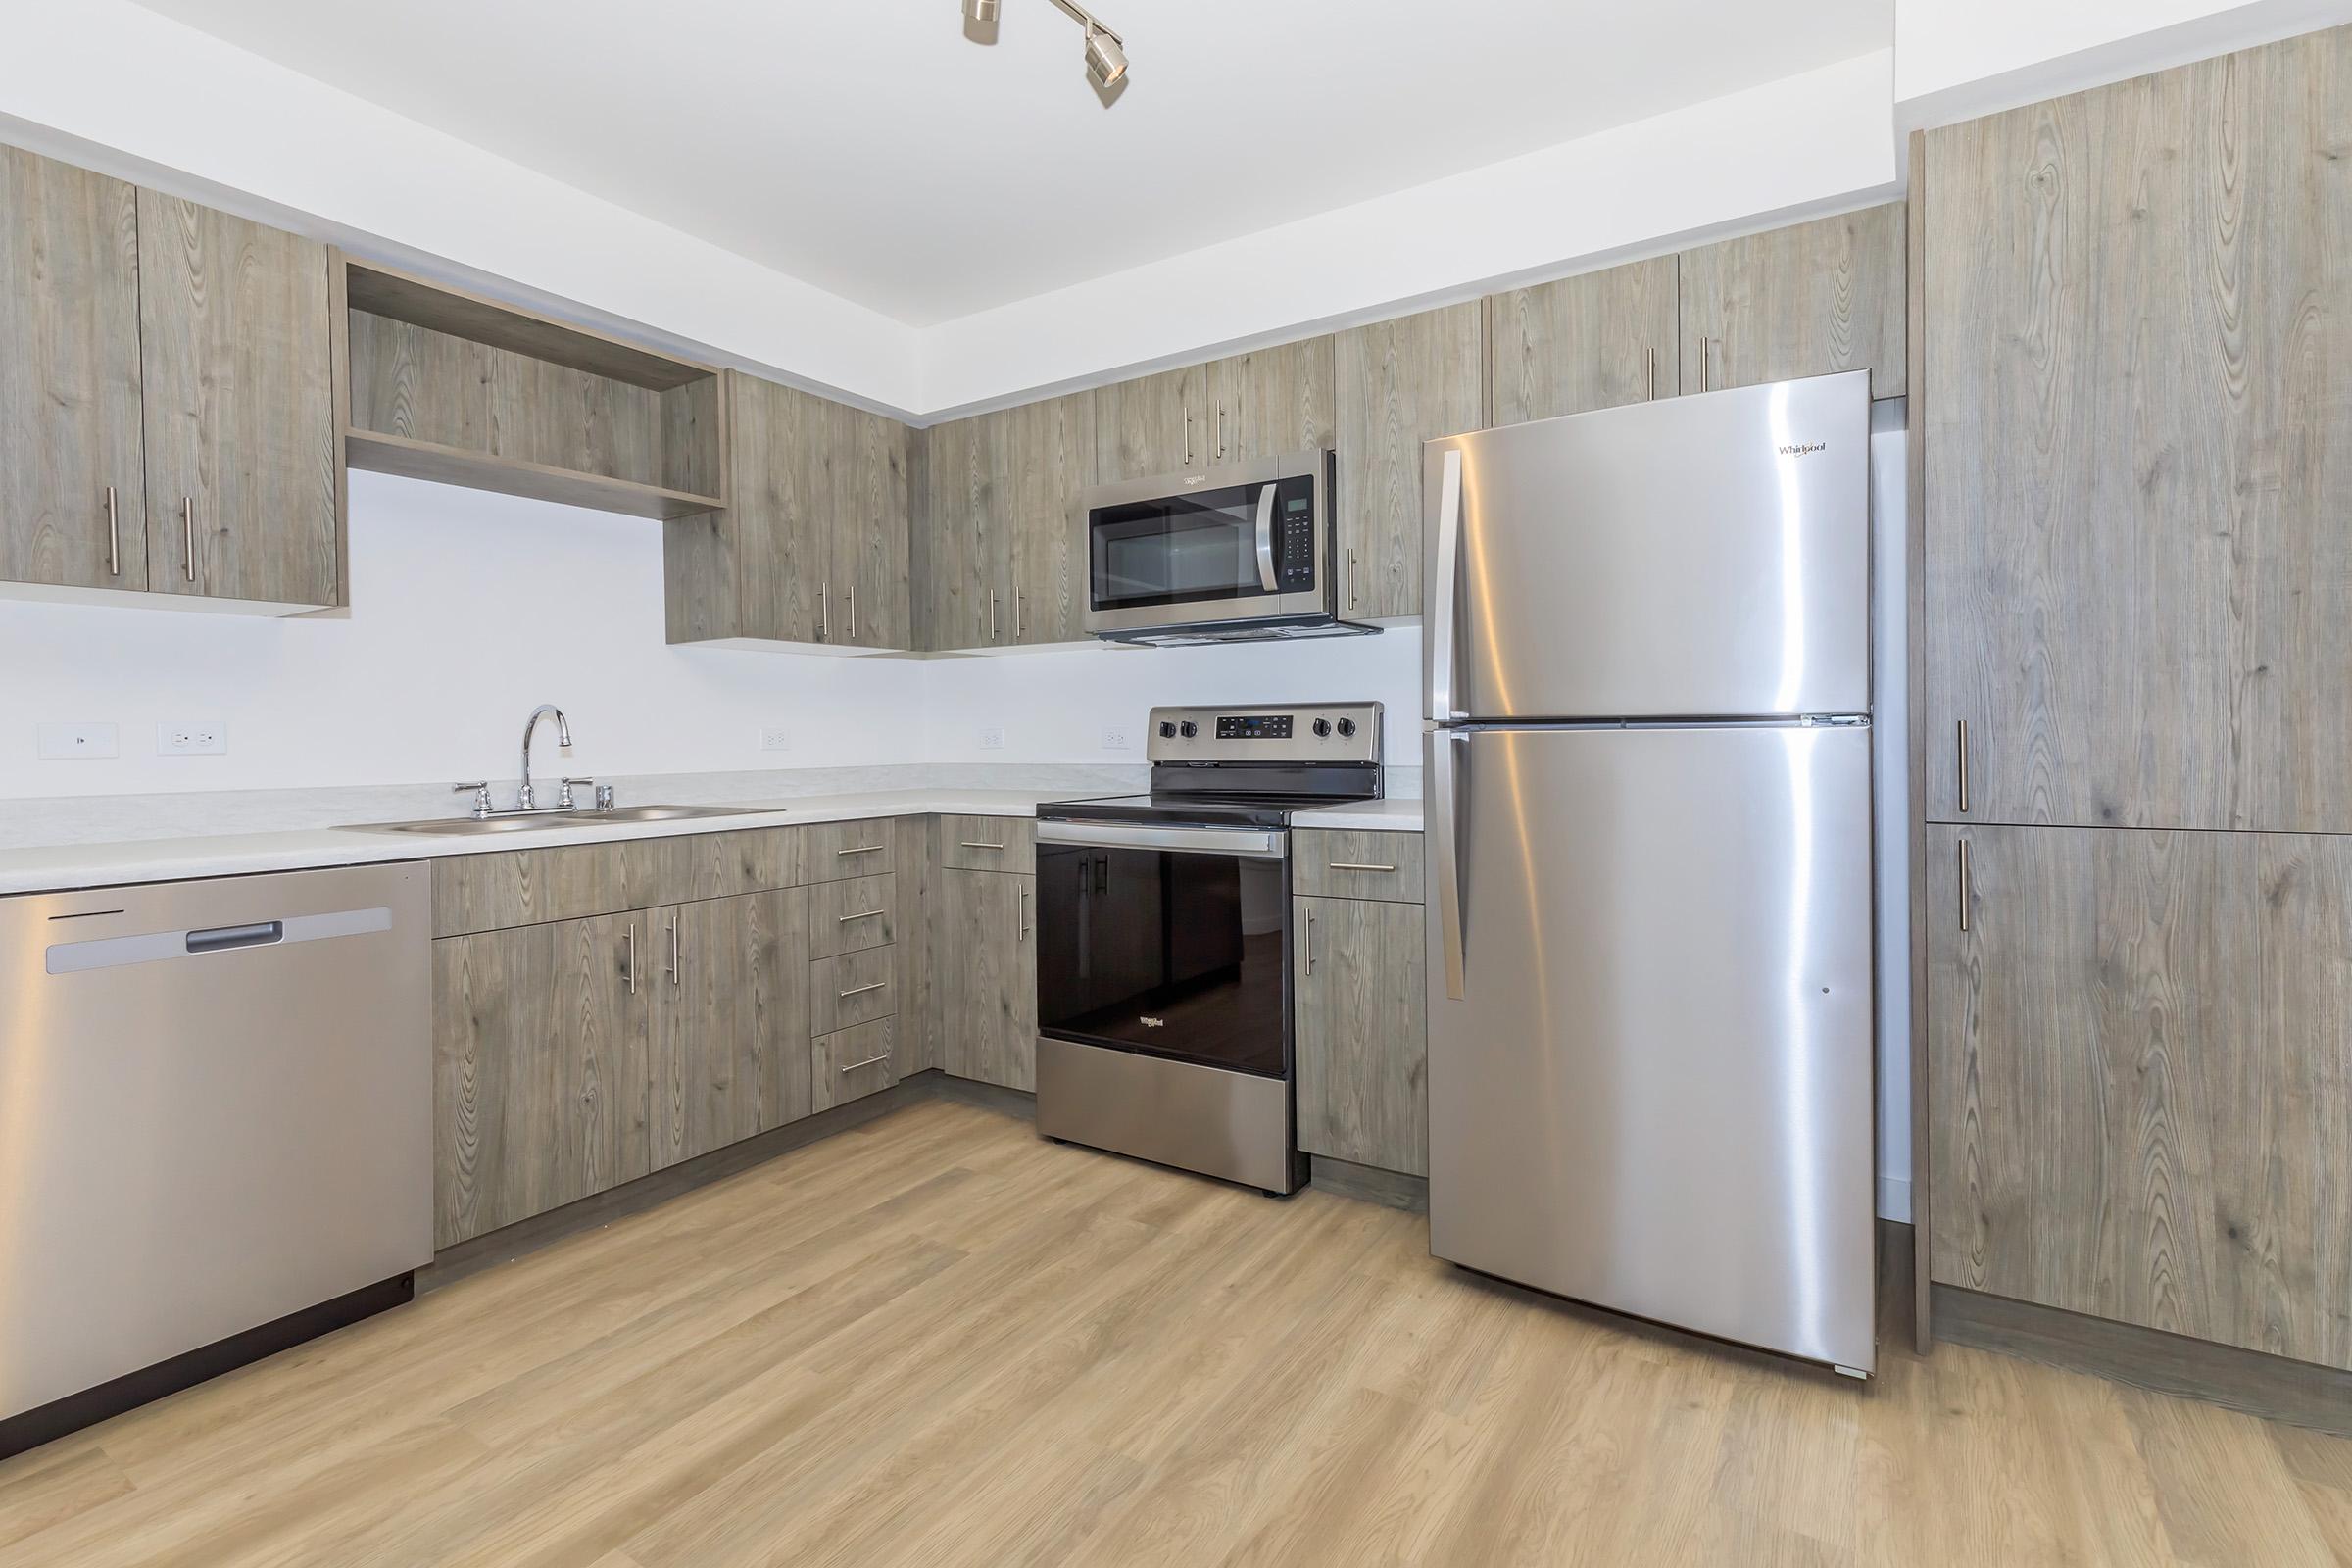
(938, 814, 1035, 872)
(810, 945, 896, 1036)
(808, 872, 897, 959)
(812, 1017, 898, 1111)
(1292, 830, 1424, 903)
(806, 817, 895, 882)
(432, 826, 804, 937)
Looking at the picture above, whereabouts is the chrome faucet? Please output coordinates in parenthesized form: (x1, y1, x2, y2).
(515, 705, 572, 811)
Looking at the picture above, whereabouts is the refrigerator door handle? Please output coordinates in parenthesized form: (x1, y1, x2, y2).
(1253, 483, 1279, 593)
(1433, 728, 1467, 1000)
(1430, 447, 1464, 721)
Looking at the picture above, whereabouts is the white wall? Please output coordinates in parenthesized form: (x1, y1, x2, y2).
(1894, 0, 2352, 127)
(0, 0, 923, 414)
(921, 51, 1902, 415)
(0, 474, 927, 799)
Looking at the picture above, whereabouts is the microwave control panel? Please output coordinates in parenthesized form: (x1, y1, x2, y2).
(1274, 478, 1316, 589)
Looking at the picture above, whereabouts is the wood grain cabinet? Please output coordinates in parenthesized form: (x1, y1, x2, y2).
(1923, 31, 2352, 834)
(431, 910, 655, 1248)
(1294, 893, 1428, 1177)
(1333, 306, 1484, 620)
(1927, 822, 2352, 1371)
(1094, 361, 1214, 482)
(1, 145, 339, 611)
(936, 865, 1038, 1091)
(1486, 256, 1680, 425)
(652, 889, 811, 1171)
(1677, 204, 1905, 399)
(667, 370, 911, 651)
(918, 392, 1095, 649)
(1093, 339, 1335, 482)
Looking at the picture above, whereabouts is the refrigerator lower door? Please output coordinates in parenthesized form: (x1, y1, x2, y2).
(1426, 722, 1877, 1371)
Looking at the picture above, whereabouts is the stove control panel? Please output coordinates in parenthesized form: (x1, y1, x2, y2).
(1144, 703, 1382, 765)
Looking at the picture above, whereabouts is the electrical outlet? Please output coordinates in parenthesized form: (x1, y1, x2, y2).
(1101, 726, 1131, 751)
(37, 722, 117, 760)
(978, 726, 1005, 751)
(760, 726, 792, 752)
(159, 720, 227, 757)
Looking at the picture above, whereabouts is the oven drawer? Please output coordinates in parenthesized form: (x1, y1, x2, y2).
(1292, 830, 1423, 903)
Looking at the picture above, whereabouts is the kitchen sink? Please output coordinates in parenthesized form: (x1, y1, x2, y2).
(339, 805, 769, 836)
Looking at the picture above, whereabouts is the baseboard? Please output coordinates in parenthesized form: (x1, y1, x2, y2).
(419, 1070, 1035, 1294)
(1308, 1154, 1428, 1212)
(1933, 1283, 2352, 1439)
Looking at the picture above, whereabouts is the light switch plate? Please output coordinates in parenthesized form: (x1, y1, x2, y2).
(38, 722, 118, 760)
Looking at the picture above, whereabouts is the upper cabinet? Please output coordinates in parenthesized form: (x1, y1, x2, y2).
(0, 148, 145, 594)
(1093, 361, 1213, 483)
(1002, 392, 1095, 645)
(1333, 304, 1484, 620)
(0, 146, 340, 612)
(666, 370, 912, 652)
(917, 390, 1097, 650)
(918, 409, 1008, 651)
(1922, 32, 2350, 833)
(1487, 255, 1680, 424)
(139, 193, 339, 607)
(1677, 204, 1906, 399)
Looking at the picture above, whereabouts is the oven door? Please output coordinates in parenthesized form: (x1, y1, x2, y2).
(1035, 820, 1292, 1078)
(1080, 451, 1330, 635)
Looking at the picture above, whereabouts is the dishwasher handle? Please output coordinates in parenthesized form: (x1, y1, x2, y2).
(185, 921, 283, 956)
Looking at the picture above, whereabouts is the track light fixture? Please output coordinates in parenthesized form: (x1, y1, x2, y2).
(963, 0, 1130, 100)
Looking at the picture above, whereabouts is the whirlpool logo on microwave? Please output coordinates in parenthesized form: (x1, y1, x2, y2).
(1778, 441, 1828, 458)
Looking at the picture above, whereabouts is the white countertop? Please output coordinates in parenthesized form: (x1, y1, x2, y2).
(1294, 797, 1425, 832)
(0, 786, 1085, 898)
(0, 765, 1423, 897)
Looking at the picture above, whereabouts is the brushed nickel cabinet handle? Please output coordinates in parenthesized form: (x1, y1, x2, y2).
(1958, 839, 1972, 932)
(820, 582, 830, 640)
(990, 592, 999, 642)
(1644, 347, 1656, 402)
(182, 497, 196, 582)
(105, 485, 119, 576)
(959, 839, 1006, 851)
(849, 582, 858, 640)
(838, 908, 886, 924)
(1956, 719, 1971, 814)
(1327, 862, 1396, 873)
(1016, 593, 1025, 640)
(1304, 907, 1316, 976)
(626, 922, 639, 996)
(1184, 414, 1192, 467)
(1018, 885, 1029, 943)
(1216, 408, 1226, 461)
(839, 1052, 892, 1073)
(667, 919, 680, 986)
(838, 980, 887, 1000)
(836, 844, 884, 857)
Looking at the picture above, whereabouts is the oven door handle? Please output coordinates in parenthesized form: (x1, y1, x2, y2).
(1038, 819, 1287, 859)
(1253, 483, 1279, 593)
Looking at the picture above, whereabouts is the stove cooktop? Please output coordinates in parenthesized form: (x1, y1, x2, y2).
(1037, 791, 1372, 831)
(1038, 702, 1386, 830)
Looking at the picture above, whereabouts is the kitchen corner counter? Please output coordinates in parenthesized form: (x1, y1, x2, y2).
(1293, 798, 1424, 832)
(0, 778, 1132, 899)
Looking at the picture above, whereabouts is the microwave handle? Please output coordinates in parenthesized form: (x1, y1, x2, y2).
(1253, 484, 1279, 593)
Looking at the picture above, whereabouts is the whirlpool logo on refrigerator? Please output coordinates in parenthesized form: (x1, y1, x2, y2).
(1778, 441, 1828, 458)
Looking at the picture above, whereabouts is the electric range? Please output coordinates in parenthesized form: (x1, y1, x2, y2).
(1031, 703, 1383, 1195)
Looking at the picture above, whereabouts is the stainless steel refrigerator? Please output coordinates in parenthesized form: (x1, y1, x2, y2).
(1423, 370, 1877, 1375)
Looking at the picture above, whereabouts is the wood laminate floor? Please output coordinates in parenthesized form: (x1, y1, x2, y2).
(4, 1096, 2348, 1566)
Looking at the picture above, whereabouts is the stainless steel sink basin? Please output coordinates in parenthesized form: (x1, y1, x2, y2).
(339, 805, 768, 837)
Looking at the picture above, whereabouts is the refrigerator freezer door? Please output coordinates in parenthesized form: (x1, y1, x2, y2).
(1425, 722, 1877, 1371)
(1425, 371, 1871, 722)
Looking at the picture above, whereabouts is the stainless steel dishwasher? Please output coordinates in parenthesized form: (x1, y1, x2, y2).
(0, 861, 432, 1454)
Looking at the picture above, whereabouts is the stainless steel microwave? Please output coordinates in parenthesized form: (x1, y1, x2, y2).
(1078, 450, 1373, 645)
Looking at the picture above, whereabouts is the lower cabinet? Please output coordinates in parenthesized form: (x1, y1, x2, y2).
(814, 1016, 900, 1112)
(1292, 894, 1429, 1177)
(937, 865, 1038, 1090)
(653, 889, 810, 1171)
(1928, 822, 2352, 1371)
(432, 909, 654, 1248)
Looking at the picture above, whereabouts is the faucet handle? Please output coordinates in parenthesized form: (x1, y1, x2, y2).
(452, 782, 493, 818)
(559, 776, 595, 809)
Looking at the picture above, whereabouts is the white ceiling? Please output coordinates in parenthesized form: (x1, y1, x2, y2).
(132, 0, 1891, 327)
